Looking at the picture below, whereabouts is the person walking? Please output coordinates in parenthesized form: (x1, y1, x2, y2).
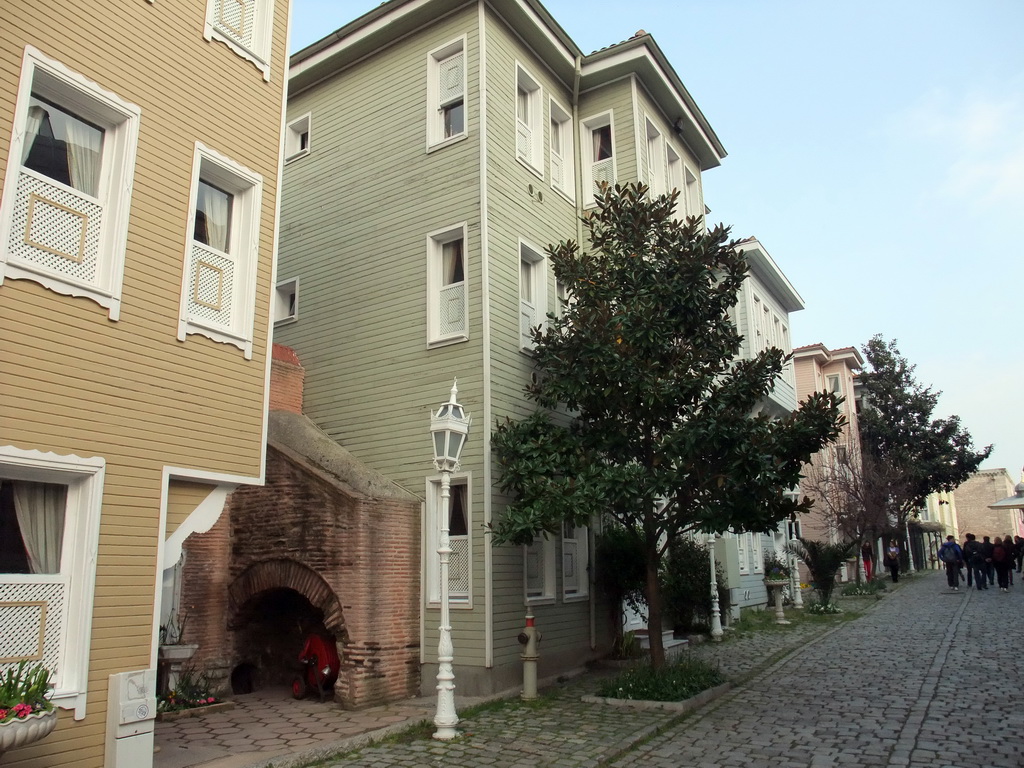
(963, 534, 975, 588)
(963, 533, 987, 591)
(938, 535, 963, 590)
(862, 541, 874, 581)
(1015, 535, 1024, 574)
(993, 537, 1013, 592)
(1004, 536, 1015, 586)
(981, 536, 996, 587)
(885, 540, 901, 583)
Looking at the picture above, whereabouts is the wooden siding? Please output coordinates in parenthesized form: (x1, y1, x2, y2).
(277, 6, 489, 665)
(481, 10, 597, 669)
(0, 0, 286, 764)
(578, 78, 637, 195)
(167, 480, 217, 539)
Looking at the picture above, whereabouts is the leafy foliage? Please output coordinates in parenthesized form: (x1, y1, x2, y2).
(594, 525, 647, 623)
(492, 183, 844, 666)
(0, 661, 52, 723)
(785, 538, 857, 606)
(596, 656, 725, 702)
(858, 336, 992, 524)
(158, 666, 220, 713)
(661, 536, 730, 632)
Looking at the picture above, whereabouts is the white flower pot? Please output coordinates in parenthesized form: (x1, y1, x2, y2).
(0, 709, 58, 755)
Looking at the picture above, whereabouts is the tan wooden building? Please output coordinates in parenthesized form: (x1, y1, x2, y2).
(0, 0, 289, 765)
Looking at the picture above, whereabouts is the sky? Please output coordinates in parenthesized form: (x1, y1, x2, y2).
(288, 1, 1023, 478)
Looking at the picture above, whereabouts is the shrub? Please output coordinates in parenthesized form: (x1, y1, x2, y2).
(661, 537, 730, 632)
(158, 667, 220, 713)
(0, 661, 53, 723)
(785, 538, 857, 606)
(596, 656, 725, 702)
(805, 600, 843, 615)
(841, 579, 887, 597)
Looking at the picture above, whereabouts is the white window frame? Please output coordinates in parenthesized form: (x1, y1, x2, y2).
(828, 374, 842, 395)
(666, 144, 683, 219)
(0, 445, 105, 721)
(514, 63, 543, 175)
(683, 164, 702, 221)
(737, 531, 749, 575)
(284, 112, 311, 162)
(518, 239, 546, 351)
(562, 522, 589, 600)
(524, 535, 555, 604)
(0, 46, 141, 321)
(548, 98, 574, 201)
(426, 223, 469, 347)
(203, 0, 275, 81)
(751, 533, 763, 575)
(642, 115, 666, 197)
(425, 474, 472, 607)
(177, 142, 263, 359)
(273, 277, 298, 324)
(581, 111, 615, 208)
(426, 37, 467, 150)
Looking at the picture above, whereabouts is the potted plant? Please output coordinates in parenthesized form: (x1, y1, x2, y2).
(763, 552, 791, 584)
(0, 661, 57, 756)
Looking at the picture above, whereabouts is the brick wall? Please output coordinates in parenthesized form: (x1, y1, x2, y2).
(953, 469, 1019, 540)
(269, 343, 304, 414)
(181, 446, 421, 707)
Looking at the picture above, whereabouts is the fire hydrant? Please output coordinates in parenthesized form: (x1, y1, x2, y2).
(517, 609, 541, 700)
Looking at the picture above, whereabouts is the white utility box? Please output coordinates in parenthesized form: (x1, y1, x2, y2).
(105, 668, 157, 768)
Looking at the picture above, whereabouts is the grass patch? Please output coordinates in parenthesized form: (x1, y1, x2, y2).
(841, 580, 887, 597)
(595, 656, 725, 702)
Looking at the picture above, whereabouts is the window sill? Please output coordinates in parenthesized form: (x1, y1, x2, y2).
(562, 593, 589, 603)
(284, 150, 310, 165)
(1, 261, 121, 320)
(426, 133, 468, 154)
(428, 334, 470, 349)
(516, 156, 544, 181)
(180, 319, 254, 360)
(427, 598, 473, 610)
(525, 596, 555, 606)
(550, 184, 575, 205)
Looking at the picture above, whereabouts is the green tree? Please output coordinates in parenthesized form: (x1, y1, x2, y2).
(858, 336, 992, 538)
(492, 184, 843, 667)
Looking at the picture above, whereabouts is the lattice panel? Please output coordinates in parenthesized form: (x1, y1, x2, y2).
(438, 53, 464, 104)
(438, 283, 465, 337)
(516, 122, 531, 161)
(188, 243, 234, 327)
(0, 581, 65, 674)
(551, 152, 564, 188)
(214, 0, 255, 48)
(563, 539, 579, 591)
(10, 172, 101, 284)
(448, 536, 469, 597)
(592, 158, 614, 195)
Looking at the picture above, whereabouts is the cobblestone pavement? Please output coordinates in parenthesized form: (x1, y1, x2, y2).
(164, 571, 1024, 768)
(612, 571, 1024, 768)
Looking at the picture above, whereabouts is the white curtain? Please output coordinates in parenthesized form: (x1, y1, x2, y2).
(21, 104, 47, 164)
(64, 115, 102, 197)
(442, 239, 463, 286)
(197, 182, 231, 252)
(12, 481, 67, 574)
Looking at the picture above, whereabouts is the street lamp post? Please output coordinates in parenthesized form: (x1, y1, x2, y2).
(707, 532, 723, 642)
(429, 380, 471, 742)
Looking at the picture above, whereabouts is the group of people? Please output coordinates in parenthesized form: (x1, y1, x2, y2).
(937, 533, 1024, 592)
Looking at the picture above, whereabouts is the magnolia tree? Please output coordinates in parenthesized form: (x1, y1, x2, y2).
(857, 335, 992, 538)
(492, 184, 843, 667)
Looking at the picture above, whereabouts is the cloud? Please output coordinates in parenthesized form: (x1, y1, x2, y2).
(889, 85, 1024, 211)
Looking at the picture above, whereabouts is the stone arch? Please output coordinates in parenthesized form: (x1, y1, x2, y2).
(228, 559, 347, 637)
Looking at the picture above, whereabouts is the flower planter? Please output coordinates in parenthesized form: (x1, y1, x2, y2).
(0, 709, 58, 756)
(762, 579, 790, 624)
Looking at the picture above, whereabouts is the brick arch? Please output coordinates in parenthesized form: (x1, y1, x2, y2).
(228, 559, 347, 636)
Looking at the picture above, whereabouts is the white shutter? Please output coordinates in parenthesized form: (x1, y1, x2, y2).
(525, 544, 543, 596)
(438, 282, 466, 336)
(516, 120, 532, 162)
(551, 150, 564, 188)
(591, 157, 614, 195)
(637, 124, 649, 187)
(563, 536, 579, 594)
(520, 299, 536, 349)
(438, 52, 464, 105)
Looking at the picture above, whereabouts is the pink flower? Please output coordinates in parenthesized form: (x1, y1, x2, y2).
(12, 703, 33, 718)
(0, 708, 8, 720)
(206, 697, 215, 704)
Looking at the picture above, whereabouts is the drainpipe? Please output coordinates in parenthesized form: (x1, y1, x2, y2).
(572, 54, 583, 248)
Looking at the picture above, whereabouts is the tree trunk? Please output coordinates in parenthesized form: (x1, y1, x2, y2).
(644, 539, 665, 669)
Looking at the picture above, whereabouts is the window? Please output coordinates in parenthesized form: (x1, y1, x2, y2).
(515, 64, 542, 172)
(562, 522, 589, 599)
(204, 0, 275, 81)
(285, 113, 310, 161)
(666, 144, 683, 218)
(273, 277, 298, 324)
(737, 532, 749, 575)
(177, 143, 263, 359)
(426, 476, 470, 604)
(549, 99, 574, 199)
(581, 112, 614, 206)
(642, 116, 665, 196)
(751, 533, 763, 574)
(427, 38, 466, 148)
(519, 241, 546, 350)
(426, 225, 468, 346)
(683, 165, 702, 221)
(0, 445, 104, 720)
(827, 375, 841, 394)
(524, 536, 555, 602)
(0, 47, 141, 320)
